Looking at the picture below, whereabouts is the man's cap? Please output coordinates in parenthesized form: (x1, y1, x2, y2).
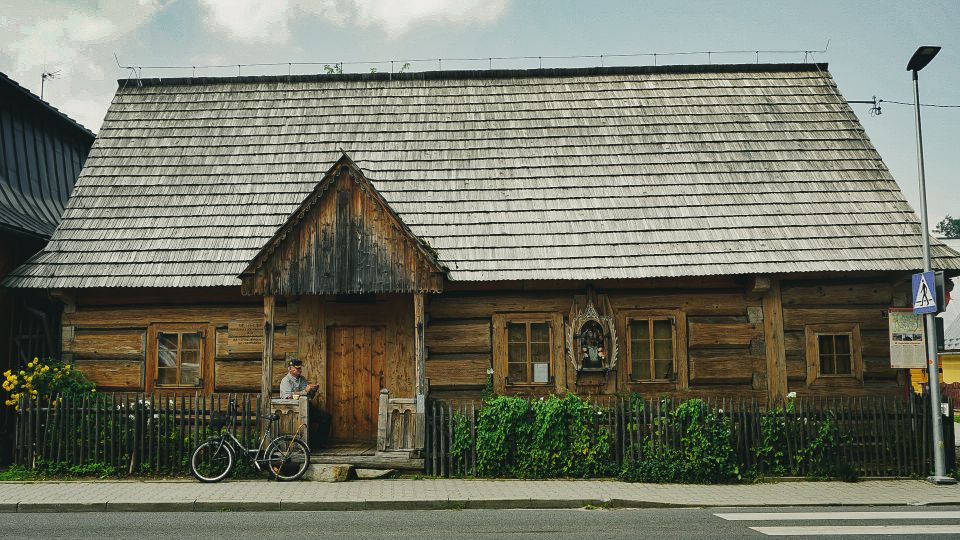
(287, 358, 303, 367)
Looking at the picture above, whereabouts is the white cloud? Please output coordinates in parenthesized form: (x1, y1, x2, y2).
(0, 1, 169, 129)
(349, 0, 509, 37)
(200, 0, 509, 42)
(197, 0, 294, 44)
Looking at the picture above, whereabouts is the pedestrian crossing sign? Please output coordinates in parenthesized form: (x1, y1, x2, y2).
(912, 271, 937, 314)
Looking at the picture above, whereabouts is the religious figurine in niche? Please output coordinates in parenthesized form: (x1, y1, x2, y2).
(578, 320, 607, 369)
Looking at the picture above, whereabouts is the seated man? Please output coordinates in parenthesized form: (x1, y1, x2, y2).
(278, 358, 329, 446)
(279, 358, 319, 399)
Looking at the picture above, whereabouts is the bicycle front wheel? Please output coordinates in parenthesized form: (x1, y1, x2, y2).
(190, 439, 235, 483)
(266, 435, 310, 481)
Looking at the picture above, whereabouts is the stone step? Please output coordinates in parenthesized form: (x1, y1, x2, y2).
(304, 463, 352, 482)
(355, 468, 396, 479)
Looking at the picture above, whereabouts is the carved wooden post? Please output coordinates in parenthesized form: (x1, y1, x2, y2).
(261, 295, 276, 418)
(376, 388, 390, 452)
(760, 277, 788, 405)
(413, 293, 426, 450)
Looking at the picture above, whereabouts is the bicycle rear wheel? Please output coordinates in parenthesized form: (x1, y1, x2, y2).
(190, 438, 235, 482)
(266, 435, 310, 481)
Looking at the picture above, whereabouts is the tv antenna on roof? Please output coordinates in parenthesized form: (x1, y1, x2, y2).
(40, 69, 60, 99)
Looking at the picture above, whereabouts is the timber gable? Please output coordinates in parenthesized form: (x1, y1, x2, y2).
(240, 155, 445, 296)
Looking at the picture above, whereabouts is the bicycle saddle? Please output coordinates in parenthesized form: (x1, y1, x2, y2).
(265, 412, 281, 422)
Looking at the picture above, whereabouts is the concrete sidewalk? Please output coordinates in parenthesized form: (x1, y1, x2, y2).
(2, 479, 960, 512)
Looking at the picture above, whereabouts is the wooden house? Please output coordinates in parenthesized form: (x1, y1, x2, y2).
(5, 64, 959, 464)
(0, 71, 94, 462)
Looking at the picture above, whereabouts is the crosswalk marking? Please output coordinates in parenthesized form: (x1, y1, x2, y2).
(716, 511, 960, 521)
(750, 525, 960, 536)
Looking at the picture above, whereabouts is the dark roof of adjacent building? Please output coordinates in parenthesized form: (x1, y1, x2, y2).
(0, 71, 95, 238)
(5, 63, 960, 288)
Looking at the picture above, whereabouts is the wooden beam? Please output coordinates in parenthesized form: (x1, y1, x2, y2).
(261, 295, 276, 416)
(414, 293, 426, 396)
(762, 278, 788, 404)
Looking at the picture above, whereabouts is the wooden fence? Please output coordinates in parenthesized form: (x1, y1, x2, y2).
(14, 392, 261, 475)
(942, 383, 960, 409)
(425, 395, 955, 479)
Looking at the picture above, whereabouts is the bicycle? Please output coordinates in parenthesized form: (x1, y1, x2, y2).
(190, 407, 311, 482)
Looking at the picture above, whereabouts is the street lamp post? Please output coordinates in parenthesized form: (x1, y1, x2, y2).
(907, 45, 955, 485)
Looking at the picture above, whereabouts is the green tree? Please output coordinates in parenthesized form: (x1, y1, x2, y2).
(934, 215, 960, 238)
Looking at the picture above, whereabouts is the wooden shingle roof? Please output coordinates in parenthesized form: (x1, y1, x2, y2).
(5, 64, 959, 288)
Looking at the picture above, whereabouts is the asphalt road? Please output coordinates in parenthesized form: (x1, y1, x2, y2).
(3, 506, 960, 539)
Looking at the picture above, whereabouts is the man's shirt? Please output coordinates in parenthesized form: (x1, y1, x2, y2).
(279, 373, 315, 398)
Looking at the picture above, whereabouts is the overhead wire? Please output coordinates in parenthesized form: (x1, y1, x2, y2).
(112, 42, 831, 79)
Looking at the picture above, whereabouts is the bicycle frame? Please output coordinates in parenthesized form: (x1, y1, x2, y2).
(211, 421, 275, 471)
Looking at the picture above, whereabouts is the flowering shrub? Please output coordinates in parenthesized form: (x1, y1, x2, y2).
(2, 357, 95, 409)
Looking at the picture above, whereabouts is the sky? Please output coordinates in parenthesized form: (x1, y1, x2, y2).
(0, 0, 958, 225)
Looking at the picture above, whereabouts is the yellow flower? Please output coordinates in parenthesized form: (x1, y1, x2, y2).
(19, 370, 25, 376)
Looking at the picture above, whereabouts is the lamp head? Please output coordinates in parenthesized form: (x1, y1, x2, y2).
(907, 46, 941, 72)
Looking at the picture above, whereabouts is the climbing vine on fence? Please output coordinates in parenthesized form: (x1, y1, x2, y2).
(473, 394, 613, 478)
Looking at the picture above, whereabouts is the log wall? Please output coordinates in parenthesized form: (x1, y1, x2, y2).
(56, 273, 912, 402)
(62, 287, 294, 393)
(427, 274, 912, 402)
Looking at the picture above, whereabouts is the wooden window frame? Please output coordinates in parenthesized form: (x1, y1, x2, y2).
(805, 323, 863, 386)
(146, 323, 214, 393)
(492, 312, 564, 394)
(620, 309, 687, 390)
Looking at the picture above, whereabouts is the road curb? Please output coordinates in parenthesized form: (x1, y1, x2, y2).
(105, 501, 196, 512)
(8, 499, 960, 512)
(17, 502, 108, 512)
(193, 501, 281, 512)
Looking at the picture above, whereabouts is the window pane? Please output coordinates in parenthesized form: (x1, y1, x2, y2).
(633, 357, 651, 381)
(653, 320, 671, 339)
(508, 343, 526, 365)
(835, 335, 850, 355)
(180, 349, 200, 384)
(630, 319, 652, 381)
(180, 366, 201, 386)
(182, 333, 201, 351)
(835, 354, 851, 375)
(508, 362, 526, 384)
(157, 367, 176, 386)
(158, 348, 177, 368)
(508, 323, 526, 344)
(158, 333, 177, 355)
(653, 339, 673, 360)
(631, 339, 650, 360)
(531, 342, 550, 365)
(820, 354, 835, 375)
(631, 320, 648, 341)
(529, 322, 549, 344)
(818, 335, 834, 355)
(654, 359, 673, 380)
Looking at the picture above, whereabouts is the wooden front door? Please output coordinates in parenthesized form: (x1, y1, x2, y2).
(326, 325, 386, 442)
